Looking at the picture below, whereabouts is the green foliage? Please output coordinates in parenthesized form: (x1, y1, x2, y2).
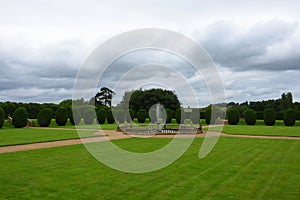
(283, 108, 296, 126)
(256, 111, 264, 120)
(200, 111, 206, 119)
(264, 108, 276, 126)
(37, 108, 53, 127)
(12, 107, 28, 128)
(96, 109, 106, 124)
(106, 109, 115, 124)
(125, 88, 180, 113)
(55, 107, 68, 126)
(244, 109, 256, 125)
(227, 108, 240, 125)
(276, 112, 284, 120)
(149, 108, 157, 123)
(205, 107, 212, 125)
(95, 87, 115, 106)
(137, 109, 147, 123)
(175, 108, 182, 124)
(70, 108, 81, 125)
(114, 109, 125, 123)
(166, 109, 174, 124)
(125, 109, 134, 123)
(83, 108, 95, 125)
(0, 107, 4, 129)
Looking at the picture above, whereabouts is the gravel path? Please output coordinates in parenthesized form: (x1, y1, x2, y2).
(0, 128, 299, 154)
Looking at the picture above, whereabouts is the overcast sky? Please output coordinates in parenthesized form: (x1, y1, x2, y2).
(0, 0, 300, 107)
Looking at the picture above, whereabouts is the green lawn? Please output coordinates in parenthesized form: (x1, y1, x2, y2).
(206, 120, 300, 137)
(0, 128, 97, 147)
(0, 137, 299, 199)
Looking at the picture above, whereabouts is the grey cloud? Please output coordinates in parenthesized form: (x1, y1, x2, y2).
(199, 20, 299, 71)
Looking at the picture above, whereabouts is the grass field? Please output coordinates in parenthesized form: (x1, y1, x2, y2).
(206, 120, 300, 137)
(0, 137, 299, 199)
(0, 128, 96, 147)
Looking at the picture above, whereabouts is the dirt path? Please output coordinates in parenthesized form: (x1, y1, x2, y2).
(0, 129, 299, 154)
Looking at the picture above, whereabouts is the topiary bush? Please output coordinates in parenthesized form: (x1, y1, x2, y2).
(283, 108, 296, 126)
(175, 108, 182, 124)
(0, 107, 4, 129)
(83, 108, 95, 125)
(106, 109, 115, 124)
(264, 108, 276, 126)
(37, 108, 53, 127)
(96, 109, 106, 124)
(166, 109, 174, 124)
(70, 108, 81, 125)
(12, 107, 28, 128)
(244, 109, 256, 125)
(137, 109, 147, 123)
(227, 108, 240, 125)
(55, 107, 68, 126)
(205, 107, 212, 125)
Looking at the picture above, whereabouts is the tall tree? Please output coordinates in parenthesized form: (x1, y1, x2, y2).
(95, 87, 115, 107)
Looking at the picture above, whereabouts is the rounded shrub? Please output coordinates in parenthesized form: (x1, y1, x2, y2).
(244, 109, 256, 125)
(176, 108, 181, 124)
(106, 110, 115, 124)
(37, 108, 53, 127)
(205, 107, 212, 125)
(137, 109, 147, 123)
(83, 108, 95, 125)
(55, 107, 68, 126)
(12, 107, 28, 128)
(96, 109, 106, 124)
(283, 108, 296, 126)
(227, 108, 240, 125)
(166, 109, 174, 124)
(0, 107, 4, 129)
(70, 108, 81, 125)
(264, 108, 276, 126)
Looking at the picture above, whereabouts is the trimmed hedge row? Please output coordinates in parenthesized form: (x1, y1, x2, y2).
(37, 108, 53, 127)
(12, 107, 28, 128)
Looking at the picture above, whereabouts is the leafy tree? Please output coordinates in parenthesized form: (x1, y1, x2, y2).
(280, 92, 293, 111)
(37, 108, 53, 127)
(96, 109, 106, 124)
(95, 87, 115, 107)
(137, 109, 147, 123)
(12, 107, 28, 128)
(264, 108, 276, 126)
(122, 88, 180, 113)
(125, 109, 135, 123)
(283, 108, 296, 126)
(166, 108, 174, 124)
(0, 107, 4, 129)
(227, 108, 240, 125)
(244, 109, 256, 125)
(55, 107, 68, 126)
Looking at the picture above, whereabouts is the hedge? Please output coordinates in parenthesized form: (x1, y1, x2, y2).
(55, 107, 68, 126)
(37, 108, 53, 127)
(137, 109, 147, 123)
(166, 109, 174, 124)
(83, 108, 95, 125)
(70, 108, 81, 125)
(106, 110, 115, 124)
(12, 107, 28, 128)
(244, 109, 256, 125)
(283, 108, 296, 126)
(205, 107, 212, 125)
(227, 108, 240, 125)
(0, 107, 5, 129)
(96, 109, 106, 124)
(176, 108, 182, 124)
(264, 108, 276, 126)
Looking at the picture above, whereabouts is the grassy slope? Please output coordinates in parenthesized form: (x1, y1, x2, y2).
(0, 137, 299, 199)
